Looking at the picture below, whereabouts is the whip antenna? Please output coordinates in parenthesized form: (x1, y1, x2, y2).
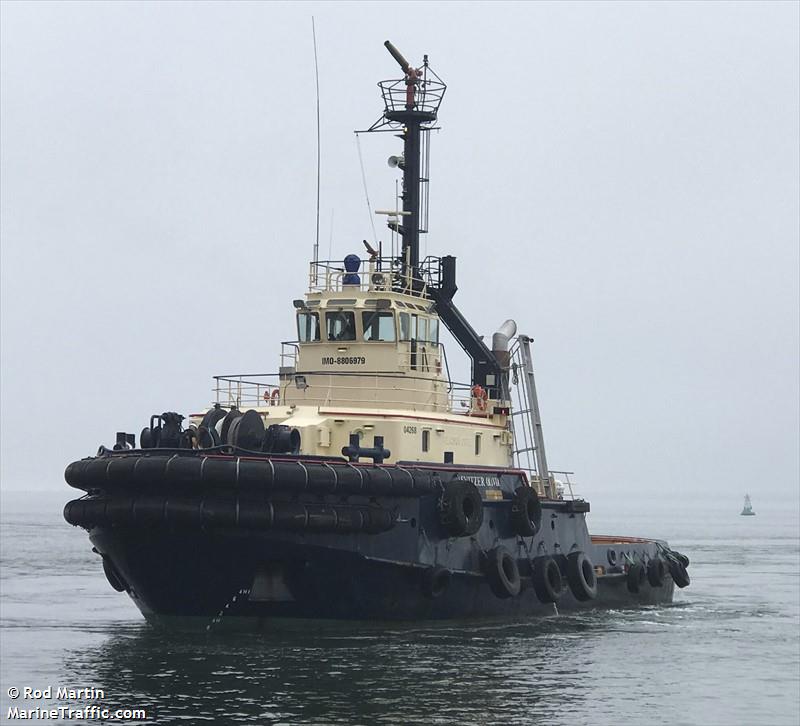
(312, 17, 321, 276)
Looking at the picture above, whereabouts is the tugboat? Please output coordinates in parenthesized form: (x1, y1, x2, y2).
(63, 41, 690, 623)
(741, 494, 756, 516)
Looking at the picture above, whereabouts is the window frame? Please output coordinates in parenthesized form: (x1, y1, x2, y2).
(361, 310, 397, 342)
(325, 310, 357, 342)
(297, 311, 321, 343)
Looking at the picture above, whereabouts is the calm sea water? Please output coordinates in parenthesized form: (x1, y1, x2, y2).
(1, 491, 798, 726)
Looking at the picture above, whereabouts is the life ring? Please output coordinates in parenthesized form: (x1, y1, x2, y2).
(647, 557, 667, 587)
(532, 555, 563, 603)
(438, 480, 483, 537)
(422, 566, 451, 599)
(627, 562, 647, 593)
(510, 486, 542, 537)
(471, 384, 488, 412)
(263, 388, 281, 406)
(485, 546, 521, 599)
(566, 551, 598, 601)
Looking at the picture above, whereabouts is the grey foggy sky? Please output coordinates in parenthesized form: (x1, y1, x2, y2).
(1, 1, 798, 507)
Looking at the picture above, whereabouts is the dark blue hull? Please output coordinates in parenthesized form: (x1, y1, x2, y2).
(65, 451, 687, 624)
(87, 525, 676, 623)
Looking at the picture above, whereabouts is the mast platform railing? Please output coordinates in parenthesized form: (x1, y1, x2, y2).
(377, 72, 446, 120)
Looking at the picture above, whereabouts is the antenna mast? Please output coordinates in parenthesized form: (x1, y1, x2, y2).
(311, 18, 321, 279)
(363, 41, 446, 287)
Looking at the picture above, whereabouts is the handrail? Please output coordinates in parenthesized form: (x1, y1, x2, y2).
(308, 257, 430, 297)
(212, 370, 485, 415)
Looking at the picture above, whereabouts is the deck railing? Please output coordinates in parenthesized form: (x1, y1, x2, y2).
(213, 372, 486, 416)
(308, 258, 429, 297)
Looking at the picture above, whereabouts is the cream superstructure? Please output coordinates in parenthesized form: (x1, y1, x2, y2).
(195, 258, 516, 470)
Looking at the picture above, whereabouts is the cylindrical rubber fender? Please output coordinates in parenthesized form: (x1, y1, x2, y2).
(627, 562, 647, 593)
(64, 498, 90, 527)
(167, 455, 204, 486)
(63, 496, 395, 534)
(566, 551, 598, 601)
(439, 480, 483, 537)
(362, 506, 396, 534)
(164, 497, 204, 528)
(202, 498, 239, 528)
(132, 456, 169, 487)
(607, 549, 618, 567)
(485, 546, 521, 599)
(669, 560, 691, 588)
(532, 555, 563, 603)
(65, 453, 438, 497)
(106, 496, 135, 526)
(422, 566, 451, 599)
(65, 458, 109, 491)
(132, 494, 167, 526)
(647, 557, 667, 587)
(330, 506, 366, 532)
(676, 552, 690, 568)
(305, 504, 339, 531)
(510, 485, 542, 537)
(362, 466, 396, 496)
(102, 557, 127, 592)
(107, 455, 139, 485)
(64, 460, 89, 489)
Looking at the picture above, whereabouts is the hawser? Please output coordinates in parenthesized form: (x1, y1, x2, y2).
(64, 41, 690, 624)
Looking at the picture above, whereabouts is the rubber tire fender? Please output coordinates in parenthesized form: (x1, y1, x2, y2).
(669, 560, 691, 588)
(532, 555, 563, 603)
(510, 486, 542, 537)
(439, 480, 483, 537)
(627, 562, 647, 593)
(102, 557, 127, 593)
(485, 546, 521, 599)
(647, 557, 667, 587)
(422, 566, 451, 599)
(566, 551, 598, 601)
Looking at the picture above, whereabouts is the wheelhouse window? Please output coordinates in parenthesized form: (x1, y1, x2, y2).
(417, 317, 429, 343)
(399, 312, 412, 341)
(326, 311, 356, 341)
(362, 311, 396, 342)
(429, 318, 439, 344)
(400, 313, 425, 342)
(297, 312, 320, 342)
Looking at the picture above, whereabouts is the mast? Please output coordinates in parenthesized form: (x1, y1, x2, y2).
(380, 41, 440, 285)
(362, 42, 504, 394)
